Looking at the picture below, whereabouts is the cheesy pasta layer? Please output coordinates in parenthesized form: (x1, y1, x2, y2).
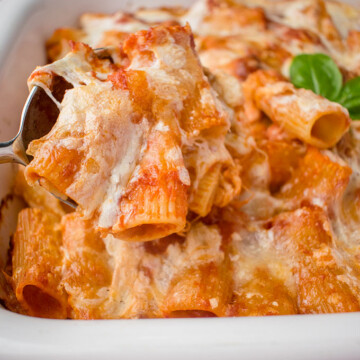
(2, 0, 360, 319)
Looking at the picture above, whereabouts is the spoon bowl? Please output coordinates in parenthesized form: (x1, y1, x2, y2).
(0, 85, 77, 209)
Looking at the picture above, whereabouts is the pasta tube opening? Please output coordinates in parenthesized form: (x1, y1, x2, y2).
(311, 113, 348, 146)
(246, 70, 351, 149)
(169, 310, 217, 318)
(12, 208, 67, 319)
(118, 223, 183, 242)
(21, 284, 65, 319)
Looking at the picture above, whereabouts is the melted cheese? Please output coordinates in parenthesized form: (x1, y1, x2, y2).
(80, 13, 149, 47)
(12, 0, 360, 320)
(98, 119, 148, 228)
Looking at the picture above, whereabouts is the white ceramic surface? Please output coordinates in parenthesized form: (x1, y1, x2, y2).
(0, 0, 360, 359)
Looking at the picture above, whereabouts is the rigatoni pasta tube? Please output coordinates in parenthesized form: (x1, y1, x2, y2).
(99, 122, 189, 242)
(103, 236, 161, 319)
(278, 147, 351, 211)
(185, 136, 239, 217)
(61, 213, 113, 319)
(228, 268, 297, 316)
(164, 261, 229, 317)
(188, 163, 221, 217)
(244, 70, 351, 148)
(160, 222, 230, 317)
(12, 208, 67, 319)
(272, 207, 360, 313)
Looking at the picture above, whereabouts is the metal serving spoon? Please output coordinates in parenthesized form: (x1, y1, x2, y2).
(0, 48, 112, 208)
(0, 84, 77, 208)
(0, 85, 58, 166)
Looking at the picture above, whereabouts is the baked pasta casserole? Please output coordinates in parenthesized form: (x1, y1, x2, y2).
(2, 0, 360, 318)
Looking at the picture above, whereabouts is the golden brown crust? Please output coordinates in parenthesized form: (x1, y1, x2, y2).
(8, 0, 360, 319)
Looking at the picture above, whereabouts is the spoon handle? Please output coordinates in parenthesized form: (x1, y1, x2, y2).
(0, 137, 28, 165)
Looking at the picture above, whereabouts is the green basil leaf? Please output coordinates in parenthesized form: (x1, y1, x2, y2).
(337, 77, 360, 120)
(290, 54, 343, 101)
(349, 112, 360, 121)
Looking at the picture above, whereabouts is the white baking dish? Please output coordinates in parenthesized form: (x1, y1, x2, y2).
(0, 0, 360, 359)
